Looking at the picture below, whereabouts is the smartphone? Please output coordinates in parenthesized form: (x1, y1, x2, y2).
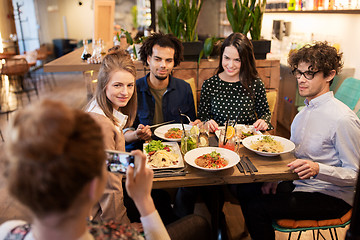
(105, 150, 135, 174)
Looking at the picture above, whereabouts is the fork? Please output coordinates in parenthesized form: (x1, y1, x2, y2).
(180, 113, 191, 123)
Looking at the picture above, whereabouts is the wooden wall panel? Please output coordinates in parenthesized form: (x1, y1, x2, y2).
(94, 0, 115, 46)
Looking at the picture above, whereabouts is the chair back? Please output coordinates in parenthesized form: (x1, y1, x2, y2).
(1, 58, 30, 76)
(266, 89, 278, 115)
(334, 77, 360, 110)
(36, 45, 48, 60)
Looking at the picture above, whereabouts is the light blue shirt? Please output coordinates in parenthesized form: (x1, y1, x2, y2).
(290, 91, 360, 205)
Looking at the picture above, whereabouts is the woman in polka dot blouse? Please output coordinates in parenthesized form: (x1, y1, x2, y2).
(198, 33, 272, 132)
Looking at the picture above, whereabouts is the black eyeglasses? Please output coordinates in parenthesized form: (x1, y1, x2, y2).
(292, 69, 320, 80)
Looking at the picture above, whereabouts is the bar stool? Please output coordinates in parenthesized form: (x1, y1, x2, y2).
(1, 58, 39, 105)
(272, 209, 352, 240)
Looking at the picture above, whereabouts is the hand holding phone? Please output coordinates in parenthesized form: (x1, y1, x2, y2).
(125, 150, 155, 217)
(106, 150, 135, 174)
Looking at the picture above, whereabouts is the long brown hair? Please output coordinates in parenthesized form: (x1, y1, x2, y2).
(90, 48, 137, 128)
(217, 33, 258, 94)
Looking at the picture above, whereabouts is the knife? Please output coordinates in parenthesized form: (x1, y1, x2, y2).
(153, 171, 187, 178)
(149, 120, 176, 129)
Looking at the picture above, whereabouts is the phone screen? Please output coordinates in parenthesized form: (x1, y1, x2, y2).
(105, 150, 135, 174)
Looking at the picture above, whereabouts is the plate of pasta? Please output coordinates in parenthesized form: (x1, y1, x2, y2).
(184, 147, 240, 171)
(143, 140, 184, 169)
(242, 135, 295, 157)
(154, 124, 192, 142)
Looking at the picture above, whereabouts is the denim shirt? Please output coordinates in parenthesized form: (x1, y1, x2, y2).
(135, 73, 196, 126)
(126, 74, 196, 151)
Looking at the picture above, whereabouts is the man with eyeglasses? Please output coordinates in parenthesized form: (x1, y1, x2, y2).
(237, 42, 360, 240)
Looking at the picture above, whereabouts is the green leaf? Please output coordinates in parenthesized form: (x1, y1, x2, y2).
(198, 49, 204, 64)
(226, 0, 236, 32)
(133, 45, 138, 59)
(203, 37, 215, 57)
(121, 28, 133, 45)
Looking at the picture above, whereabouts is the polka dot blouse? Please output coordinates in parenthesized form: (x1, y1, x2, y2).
(198, 74, 272, 129)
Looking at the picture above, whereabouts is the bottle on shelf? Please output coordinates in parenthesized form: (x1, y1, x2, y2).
(81, 39, 91, 60)
(288, 0, 296, 10)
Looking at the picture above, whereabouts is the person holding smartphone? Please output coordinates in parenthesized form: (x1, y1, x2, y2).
(0, 100, 170, 239)
(85, 48, 151, 228)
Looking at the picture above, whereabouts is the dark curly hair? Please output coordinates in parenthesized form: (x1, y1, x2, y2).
(139, 32, 184, 67)
(288, 42, 343, 85)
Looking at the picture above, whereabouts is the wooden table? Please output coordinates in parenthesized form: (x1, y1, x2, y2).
(152, 144, 298, 189)
(44, 48, 101, 72)
(0, 52, 16, 59)
(150, 138, 297, 239)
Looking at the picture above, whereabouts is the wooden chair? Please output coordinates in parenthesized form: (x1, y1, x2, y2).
(1, 58, 39, 105)
(266, 89, 278, 133)
(35, 45, 56, 90)
(272, 209, 352, 240)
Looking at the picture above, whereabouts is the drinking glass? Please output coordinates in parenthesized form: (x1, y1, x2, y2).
(235, 125, 246, 143)
(218, 129, 236, 151)
(198, 121, 209, 147)
(181, 131, 198, 154)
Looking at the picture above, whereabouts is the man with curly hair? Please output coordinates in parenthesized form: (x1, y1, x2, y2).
(125, 33, 196, 151)
(123, 33, 196, 225)
(237, 42, 360, 240)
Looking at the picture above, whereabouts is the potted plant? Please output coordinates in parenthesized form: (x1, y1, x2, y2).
(226, 0, 270, 59)
(116, 29, 145, 60)
(157, 0, 203, 61)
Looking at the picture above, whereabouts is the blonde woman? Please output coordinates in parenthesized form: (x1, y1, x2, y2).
(85, 48, 151, 227)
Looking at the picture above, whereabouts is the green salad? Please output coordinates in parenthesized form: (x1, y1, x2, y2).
(145, 140, 170, 153)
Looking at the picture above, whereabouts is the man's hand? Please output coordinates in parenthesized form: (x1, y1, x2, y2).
(288, 159, 319, 179)
(136, 124, 152, 140)
(261, 182, 278, 194)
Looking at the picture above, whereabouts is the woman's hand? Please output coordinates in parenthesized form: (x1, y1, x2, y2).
(126, 150, 155, 217)
(207, 119, 219, 133)
(190, 119, 201, 126)
(288, 159, 319, 179)
(136, 124, 152, 140)
(253, 119, 268, 131)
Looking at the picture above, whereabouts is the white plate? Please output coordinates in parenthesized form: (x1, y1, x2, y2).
(143, 142, 184, 169)
(215, 124, 262, 142)
(242, 135, 295, 157)
(184, 147, 240, 171)
(154, 123, 192, 142)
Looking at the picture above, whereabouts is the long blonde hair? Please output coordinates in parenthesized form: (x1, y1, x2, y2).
(89, 48, 137, 128)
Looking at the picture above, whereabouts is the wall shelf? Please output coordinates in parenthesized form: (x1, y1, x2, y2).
(265, 9, 360, 14)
